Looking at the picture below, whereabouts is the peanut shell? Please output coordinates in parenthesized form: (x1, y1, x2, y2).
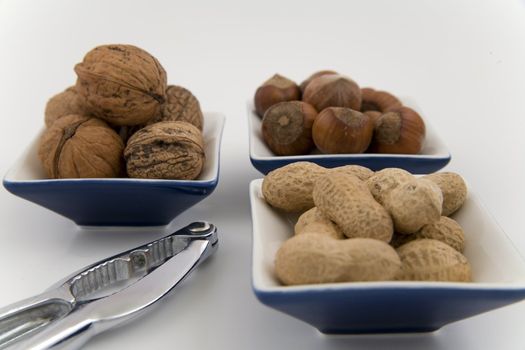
(275, 234, 401, 285)
(262, 162, 327, 212)
(396, 239, 471, 282)
(390, 216, 465, 252)
(313, 172, 393, 242)
(422, 172, 467, 216)
(384, 178, 443, 234)
(366, 168, 414, 205)
(294, 207, 344, 239)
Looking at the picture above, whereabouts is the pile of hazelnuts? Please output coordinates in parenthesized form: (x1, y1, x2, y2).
(253, 70, 426, 156)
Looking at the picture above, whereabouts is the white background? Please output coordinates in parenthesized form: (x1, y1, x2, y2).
(1, 0, 525, 349)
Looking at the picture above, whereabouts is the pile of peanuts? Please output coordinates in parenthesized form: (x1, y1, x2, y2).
(261, 162, 470, 285)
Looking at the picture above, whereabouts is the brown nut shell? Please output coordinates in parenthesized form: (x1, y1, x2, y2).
(45, 86, 89, 127)
(361, 88, 402, 113)
(312, 107, 373, 154)
(396, 239, 471, 282)
(254, 74, 300, 117)
(124, 121, 205, 180)
(368, 106, 426, 154)
(302, 74, 361, 111)
(390, 216, 466, 253)
(422, 172, 468, 216)
(384, 178, 443, 234)
(149, 85, 204, 131)
(38, 114, 124, 178)
(275, 234, 401, 285)
(75, 44, 167, 126)
(262, 101, 317, 156)
(299, 70, 338, 93)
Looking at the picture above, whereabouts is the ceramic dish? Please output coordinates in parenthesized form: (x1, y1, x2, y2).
(250, 178, 525, 334)
(3, 113, 225, 227)
(248, 101, 451, 175)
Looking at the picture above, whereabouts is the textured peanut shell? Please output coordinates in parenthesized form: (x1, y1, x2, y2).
(275, 234, 401, 285)
(390, 216, 465, 252)
(422, 172, 467, 216)
(124, 121, 204, 180)
(262, 162, 327, 212)
(149, 85, 204, 131)
(396, 239, 471, 282)
(75, 44, 167, 126)
(38, 114, 124, 178)
(329, 165, 374, 181)
(313, 173, 393, 242)
(384, 178, 443, 234)
(366, 168, 414, 205)
(294, 207, 344, 239)
(45, 86, 89, 127)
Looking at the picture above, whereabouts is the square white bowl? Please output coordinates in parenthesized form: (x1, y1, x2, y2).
(250, 178, 525, 334)
(248, 100, 451, 174)
(3, 113, 225, 227)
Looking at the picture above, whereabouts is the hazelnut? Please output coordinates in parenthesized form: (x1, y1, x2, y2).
(363, 110, 382, 125)
(124, 121, 204, 180)
(361, 88, 402, 113)
(44, 86, 89, 127)
(299, 70, 338, 93)
(302, 74, 361, 112)
(262, 101, 317, 156)
(368, 106, 426, 154)
(38, 114, 124, 178)
(254, 74, 301, 118)
(312, 107, 373, 154)
(75, 44, 167, 126)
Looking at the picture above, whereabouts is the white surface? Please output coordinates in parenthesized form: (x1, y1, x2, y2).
(5, 112, 225, 182)
(0, 1, 525, 349)
(248, 100, 450, 160)
(250, 178, 525, 290)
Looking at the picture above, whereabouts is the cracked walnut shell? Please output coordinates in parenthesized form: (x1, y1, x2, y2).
(74, 44, 167, 126)
(148, 85, 203, 130)
(38, 114, 124, 178)
(44, 86, 89, 127)
(124, 121, 205, 179)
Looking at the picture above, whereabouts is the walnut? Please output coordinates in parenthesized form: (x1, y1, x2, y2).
(74, 44, 167, 126)
(149, 85, 203, 130)
(124, 121, 205, 179)
(38, 114, 124, 178)
(44, 86, 89, 127)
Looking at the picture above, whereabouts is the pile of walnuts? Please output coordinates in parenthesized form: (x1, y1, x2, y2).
(254, 71, 426, 156)
(39, 44, 205, 180)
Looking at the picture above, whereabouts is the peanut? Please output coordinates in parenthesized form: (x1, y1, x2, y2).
(390, 216, 465, 252)
(329, 165, 374, 181)
(262, 162, 327, 212)
(275, 234, 401, 285)
(383, 178, 443, 234)
(366, 168, 413, 205)
(313, 173, 393, 242)
(294, 207, 344, 239)
(396, 239, 471, 282)
(422, 172, 467, 216)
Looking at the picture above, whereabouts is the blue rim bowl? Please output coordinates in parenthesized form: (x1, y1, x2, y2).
(3, 113, 225, 227)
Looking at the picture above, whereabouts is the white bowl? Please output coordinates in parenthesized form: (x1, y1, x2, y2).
(250, 178, 525, 334)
